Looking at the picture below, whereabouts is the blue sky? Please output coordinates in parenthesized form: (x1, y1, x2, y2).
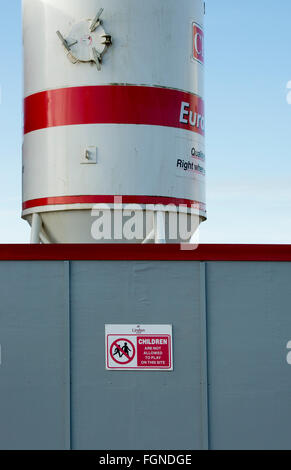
(0, 0, 291, 243)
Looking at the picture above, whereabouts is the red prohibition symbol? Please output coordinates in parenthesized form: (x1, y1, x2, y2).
(110, 338, 136, 365)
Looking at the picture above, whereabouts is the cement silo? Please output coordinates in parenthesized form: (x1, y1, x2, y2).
(22, 0, 206, 243)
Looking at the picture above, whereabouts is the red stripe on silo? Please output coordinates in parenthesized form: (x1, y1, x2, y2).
(24, 85, 205, 135)
(22, 195, 206, 212)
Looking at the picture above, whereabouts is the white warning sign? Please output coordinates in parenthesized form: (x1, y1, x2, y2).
(105, 324, 173, 371)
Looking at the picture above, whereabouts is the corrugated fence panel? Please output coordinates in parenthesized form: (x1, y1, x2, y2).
(69, 261, 204, 450)
(206, 262, 291, 450)
(0, 261, 69, 450)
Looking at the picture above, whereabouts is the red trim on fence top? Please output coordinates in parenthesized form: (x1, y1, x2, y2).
(0, 245, 290, 261)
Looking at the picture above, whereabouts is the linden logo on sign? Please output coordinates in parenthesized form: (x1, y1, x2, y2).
(105, 325, 173, 371)
(192, 22, 204, 65)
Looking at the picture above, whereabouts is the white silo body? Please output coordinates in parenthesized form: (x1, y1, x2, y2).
(22, 0, 206, 243)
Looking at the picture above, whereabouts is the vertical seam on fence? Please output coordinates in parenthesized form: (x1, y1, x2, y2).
(64, 260, 72, 450)
(200, 262, 209, 449)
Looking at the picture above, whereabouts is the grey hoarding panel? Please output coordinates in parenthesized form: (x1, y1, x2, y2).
(70, 261, 204, 450)
(0, 258, 291, 450)
(0, 261, 69, 450)
(207, 262, 291, 450)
